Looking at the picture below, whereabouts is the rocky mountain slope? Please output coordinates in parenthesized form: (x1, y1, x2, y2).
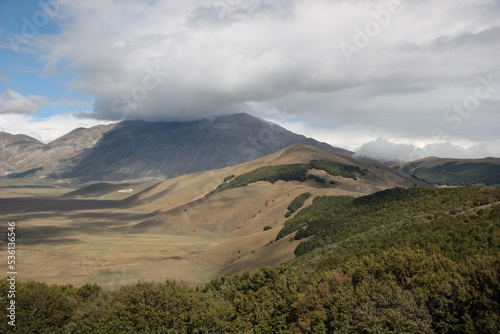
(0, 132, 44, 176)
(64, 113, 353, 181)
(1, 113, 352, 182)
(0, 124, 116, 178)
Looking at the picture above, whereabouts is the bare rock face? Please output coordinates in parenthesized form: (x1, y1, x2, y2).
(64, 113, 351, 181)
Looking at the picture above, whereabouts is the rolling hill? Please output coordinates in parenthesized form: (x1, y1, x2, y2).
(1, 166, 498, 333)
(393, 157, 500, 186)
(0, 144, 429, 289)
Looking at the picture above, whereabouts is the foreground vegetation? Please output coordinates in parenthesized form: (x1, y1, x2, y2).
(1, 186, 499, 333)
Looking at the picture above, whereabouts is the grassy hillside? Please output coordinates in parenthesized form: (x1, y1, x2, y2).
(2, 186, 499, 333)
(0, 146, 405, 290)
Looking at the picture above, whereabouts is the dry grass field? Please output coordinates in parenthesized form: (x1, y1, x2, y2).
(0, 145, 416, 288)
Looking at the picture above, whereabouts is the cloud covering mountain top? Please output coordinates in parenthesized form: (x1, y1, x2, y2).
(1, 0, 499, 160)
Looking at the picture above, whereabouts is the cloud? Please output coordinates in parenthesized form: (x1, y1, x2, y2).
(0, 88, 88, 116)
(355, 137, 500, 161)
(10, 0, 497, 158)
(28, 95, 84, 107)
(354, 138, 416, 161)
(0, 113, 114, 143)
(0, 89, 40, 114)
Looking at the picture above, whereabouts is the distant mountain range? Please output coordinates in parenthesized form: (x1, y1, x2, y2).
(2, 112, 498, 185)
(0, 113, 351, 182)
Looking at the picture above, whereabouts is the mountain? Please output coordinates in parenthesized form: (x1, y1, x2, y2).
(0, 124, 115, 178)
(61, 113, 352, 181)
(1, 113, 353, 182)
(393, 157, 500, 186)
(0, 132, 44, 176)
(6, 113, 497, 185)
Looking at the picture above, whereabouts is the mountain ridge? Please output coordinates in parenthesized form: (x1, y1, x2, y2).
(3, 113, 498, 185)
(0, 113, 353, 182)
(0, 124, 115, 177)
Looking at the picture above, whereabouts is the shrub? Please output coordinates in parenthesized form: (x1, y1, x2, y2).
(209, 164, 310, 195)
(310, 159, 368, 179)
(285, 192, 312, 217)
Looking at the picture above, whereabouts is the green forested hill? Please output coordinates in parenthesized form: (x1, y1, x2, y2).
(2, 186, 499, 333)
(280, 186, 499, 263)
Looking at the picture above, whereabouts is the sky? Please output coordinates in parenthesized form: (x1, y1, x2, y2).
(0, 0, 499, 161)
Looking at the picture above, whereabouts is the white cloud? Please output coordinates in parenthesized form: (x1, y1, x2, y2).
(0, 89, 40, 114)
(28, 95, 84, 107)
(355, 137, 500, 161)
(0, 88, 88, 115)
(354, 138, 416, 161)
(0, 113, 114, 143)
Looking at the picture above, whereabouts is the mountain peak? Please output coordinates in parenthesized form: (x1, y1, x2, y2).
(64, 114, 351, 181)
(0, 131, 43, 145)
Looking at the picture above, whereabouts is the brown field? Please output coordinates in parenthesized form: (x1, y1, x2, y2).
(0, 145, 414, 288)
